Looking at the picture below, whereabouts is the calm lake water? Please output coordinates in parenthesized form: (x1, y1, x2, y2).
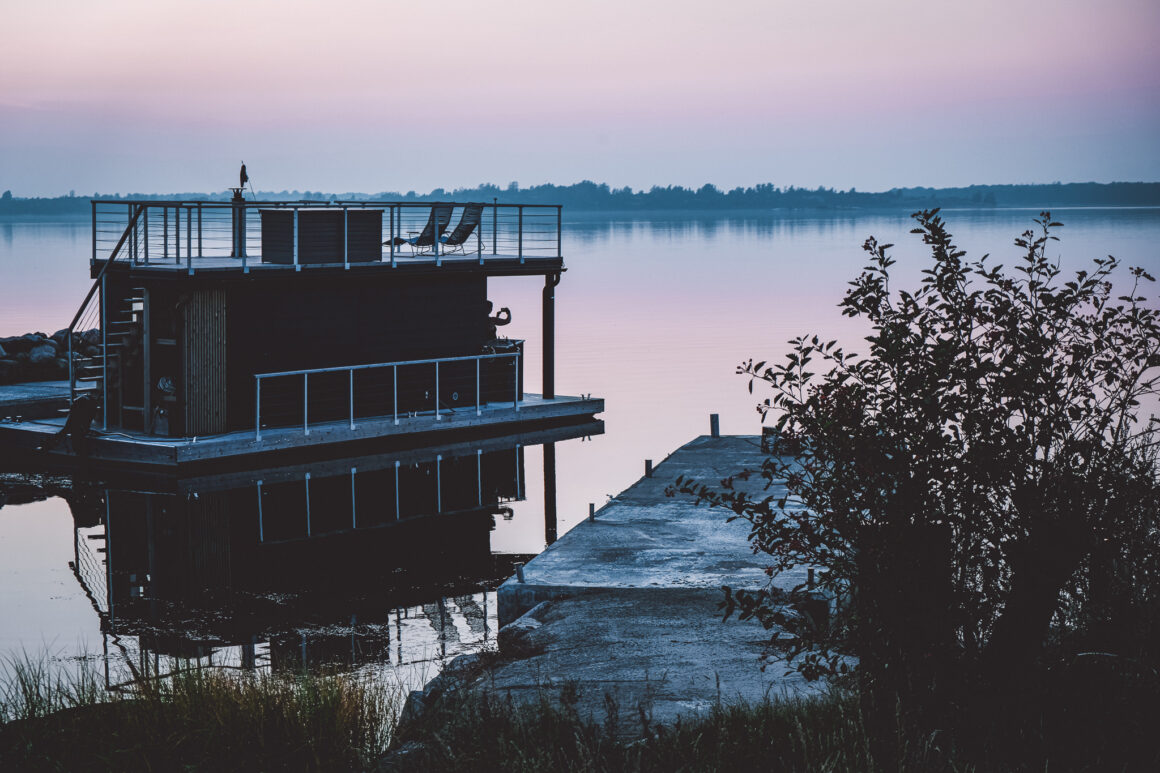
(2, 207, 1158, 692)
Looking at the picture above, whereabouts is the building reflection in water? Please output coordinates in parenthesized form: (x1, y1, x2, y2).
(66, 421, 600, 692)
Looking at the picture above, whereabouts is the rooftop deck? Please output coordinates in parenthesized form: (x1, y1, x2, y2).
(91, 199, 564, 277)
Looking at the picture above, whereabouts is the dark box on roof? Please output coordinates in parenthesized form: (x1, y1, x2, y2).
(260, 209, 383, 264)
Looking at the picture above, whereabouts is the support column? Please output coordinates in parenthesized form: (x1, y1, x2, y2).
(542, 272, 561, 400)
(543, 441, 557, 545)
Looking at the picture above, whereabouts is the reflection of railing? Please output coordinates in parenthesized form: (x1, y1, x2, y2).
(254, 352, 521, 440)
(91, 199, 563, 272)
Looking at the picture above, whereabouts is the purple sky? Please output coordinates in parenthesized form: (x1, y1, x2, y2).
(1, 0, 1157, 196)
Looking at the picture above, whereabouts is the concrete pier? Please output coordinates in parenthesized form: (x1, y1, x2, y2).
(434, 434, 821, 733)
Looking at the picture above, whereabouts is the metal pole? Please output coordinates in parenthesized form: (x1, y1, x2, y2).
(255, 377, 261, 440)
(293, 208, 300, 271)
(163, 207, 169, 260)
(187, 206, 192, 262)
(543, 273, 559, 400)
(475, 357, 481, 416)
(434, 362, 440, 419)
(304, 473, 312, 536)
(436, 454, 442, 513)
(303, 372, 309, 435)
(91, 200, 97, 267)
(143, 207, 149, 264)
(390, 206, 396, 267)
(197, 204, 202, 257)
(349, 369, 355, 430)
(518, 206, 523, 262)
(477, 448, 482, 506)
(557, 205, 562, 258)
(492, 199, 497, 254)
(343, 208, 349, 270)
(351, 467, 357, 529)
(257, 481, 264, 541)
(394, 460, 400, 520)
(393, 365, 398, 424)
(100, 275, 108, 430)
(514, 353, 520, 411)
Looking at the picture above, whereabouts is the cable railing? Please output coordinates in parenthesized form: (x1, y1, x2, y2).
(92, 200, 563, 273)
(253, 349, 523, 440)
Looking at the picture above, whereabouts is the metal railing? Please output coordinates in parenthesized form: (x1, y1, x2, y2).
(92, 199, 563, 273)
(254, 351, 522, 440)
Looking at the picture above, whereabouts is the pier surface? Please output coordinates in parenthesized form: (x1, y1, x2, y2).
(439, 435, 820, 733)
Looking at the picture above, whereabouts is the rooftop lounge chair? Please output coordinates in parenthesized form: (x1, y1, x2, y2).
(385, 204, 453, 254)
(439, 203, 485, 255)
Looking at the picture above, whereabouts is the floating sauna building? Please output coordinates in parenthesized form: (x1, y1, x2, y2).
(1, 194, 602, 469)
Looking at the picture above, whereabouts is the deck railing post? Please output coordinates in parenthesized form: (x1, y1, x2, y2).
(476, 357, 481, 416)
(389, 205, 396, 267)
(393, 365, 398, 424)
(434, 361, 440, 420)
(557, 205, 562, 258)
(175, 205, 180, 263)
(91, 201, 97, 267)
(255, 377, 262, 440)
(351, 467, 357, 528)
(492, 199, 497, 254)
(514, 353, 520, 410)
(143, 207, 149, 264)
(186, 206, 192, 262)
(518, 206, 524, 262)
(343, 208, 349, 270)
(349, 369, 355, 430)
(163, 207, 169, 261)
(303, 372, 309, 435)
(197, 204, 202, 257)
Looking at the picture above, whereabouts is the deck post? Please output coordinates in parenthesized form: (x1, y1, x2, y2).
(436, 454, 442, 512)
(256, 481, 264, 541)
(477, 449, 483, 506)
(542, 273, 560, 400)
(303, 372, 309, 435)
(544, 441, 558, 545)
(143, 207, 149, 264)
(393, 365, 398, 424)
(186, 206, 192, 263)
(394, 460, 401, 520)
(434, 362, 441, 419)
(197, 204, 202, 258)
(514, 353, 520, 411)
(390, 206, 396, 267)
(349, 369, 355, 430)
(255, 377, 262, 440)
(163, 207, 169, 261)
(476, 358, 481, 416)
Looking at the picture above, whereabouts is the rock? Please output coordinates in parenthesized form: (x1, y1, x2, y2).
(0, 360, 20, 383)
(81, 329, 101, 346)
(84, 345, 101, 358)
(28, 344, 57, 364)
(52, 329, 69, 346)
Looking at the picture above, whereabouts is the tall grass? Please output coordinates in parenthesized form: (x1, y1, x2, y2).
(0, 652, 400, 771)
(385, 687, 969, 772)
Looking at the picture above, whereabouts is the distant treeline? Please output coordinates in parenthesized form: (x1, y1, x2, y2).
(2, 181, 1158, 214)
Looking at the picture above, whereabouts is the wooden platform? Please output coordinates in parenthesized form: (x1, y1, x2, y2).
(0, 394, 603, 472)
(0, 380, 71, 420)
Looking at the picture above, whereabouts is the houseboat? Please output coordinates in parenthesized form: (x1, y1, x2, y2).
(0, 187, 603, 470)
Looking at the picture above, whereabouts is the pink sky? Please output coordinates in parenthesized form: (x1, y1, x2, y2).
(1, 0, 1157, 195)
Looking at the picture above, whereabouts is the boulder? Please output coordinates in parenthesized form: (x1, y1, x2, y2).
(81, 329, 102, 346)
(28, 344, 57, 364)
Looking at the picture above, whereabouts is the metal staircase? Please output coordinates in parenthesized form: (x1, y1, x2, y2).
(66, 206, 144, 430)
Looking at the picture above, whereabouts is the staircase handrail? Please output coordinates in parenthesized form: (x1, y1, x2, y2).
(68, 204, 144, 333)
